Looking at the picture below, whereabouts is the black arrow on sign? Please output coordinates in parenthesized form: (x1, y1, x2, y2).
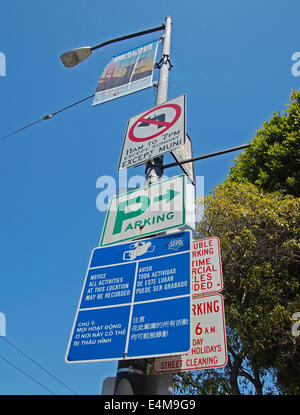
(137, 113, 166, 129)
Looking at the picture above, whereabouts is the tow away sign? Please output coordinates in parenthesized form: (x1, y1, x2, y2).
(100, 175, 186, 247)
(119, 95, 186, 171)
(192, 237, 223, 296)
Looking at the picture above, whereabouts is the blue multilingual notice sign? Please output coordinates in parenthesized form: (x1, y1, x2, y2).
(65, 230, 192, 363)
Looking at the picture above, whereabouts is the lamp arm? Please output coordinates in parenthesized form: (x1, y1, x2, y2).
(90, 24, 165, 51)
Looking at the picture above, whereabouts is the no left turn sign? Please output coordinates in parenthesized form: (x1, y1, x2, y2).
(118, 94, 186, 170)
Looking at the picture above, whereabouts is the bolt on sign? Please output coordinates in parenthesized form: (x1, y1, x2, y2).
(153, 293, 227, 373)
(99, 174, 186, 247)
(118, 95, 186, 171)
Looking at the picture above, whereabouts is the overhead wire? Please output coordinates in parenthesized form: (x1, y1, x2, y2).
(0, 94, 93, 395)
(0, 336, 78, 395)
(0, 94, 89, 396)
(0, 117, 47, 142)
(0, 94, 94, 143)
(0, 91, 251, 167)
(0, 353, 56, 395)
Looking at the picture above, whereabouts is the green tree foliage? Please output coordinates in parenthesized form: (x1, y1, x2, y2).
(228, 89, 300, 196)
(198, 183, 299, 393)
(174, 90, 300, 395)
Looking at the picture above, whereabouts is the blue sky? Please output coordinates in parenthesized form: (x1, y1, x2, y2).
(0, 0, 299, 395)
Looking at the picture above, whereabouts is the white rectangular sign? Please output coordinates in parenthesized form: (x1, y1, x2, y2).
(171, 133, 195, 185)
(153, 293, 227, 373)
(192, 237, 223, 296)
(118, 95, 186, 171)
(100, 175, 186, 247)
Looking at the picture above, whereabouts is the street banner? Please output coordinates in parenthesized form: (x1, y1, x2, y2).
(92, 39, 159, 106)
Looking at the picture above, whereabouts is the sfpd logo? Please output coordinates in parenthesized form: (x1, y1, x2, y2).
(168, 238, 184, 251)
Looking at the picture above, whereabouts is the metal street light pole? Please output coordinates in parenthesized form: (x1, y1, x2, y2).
(145, 16, 172, 185)
(60, 16, 173, 396)
(113, 16, 172, 396)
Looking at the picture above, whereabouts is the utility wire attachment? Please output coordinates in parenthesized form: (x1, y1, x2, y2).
(43, 114, 53, 120)
(0, 94, 94, 143)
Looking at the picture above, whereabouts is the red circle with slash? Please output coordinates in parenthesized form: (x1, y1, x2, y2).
(128, 103, 182, 142)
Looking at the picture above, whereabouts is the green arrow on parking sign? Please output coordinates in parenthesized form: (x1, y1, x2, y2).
(153, 189, 179, 203)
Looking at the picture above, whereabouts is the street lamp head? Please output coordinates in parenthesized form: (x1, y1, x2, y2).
(60, 46, 92, 67)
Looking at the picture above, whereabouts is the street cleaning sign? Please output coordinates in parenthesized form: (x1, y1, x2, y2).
(65, 230, 192, 363)
(99, 174, 186, 247)
(153, 293, 227, 373)
(118, 94, 186, 170)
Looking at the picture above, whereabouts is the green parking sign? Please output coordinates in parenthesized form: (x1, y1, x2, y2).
(99, 175, 186, 246)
